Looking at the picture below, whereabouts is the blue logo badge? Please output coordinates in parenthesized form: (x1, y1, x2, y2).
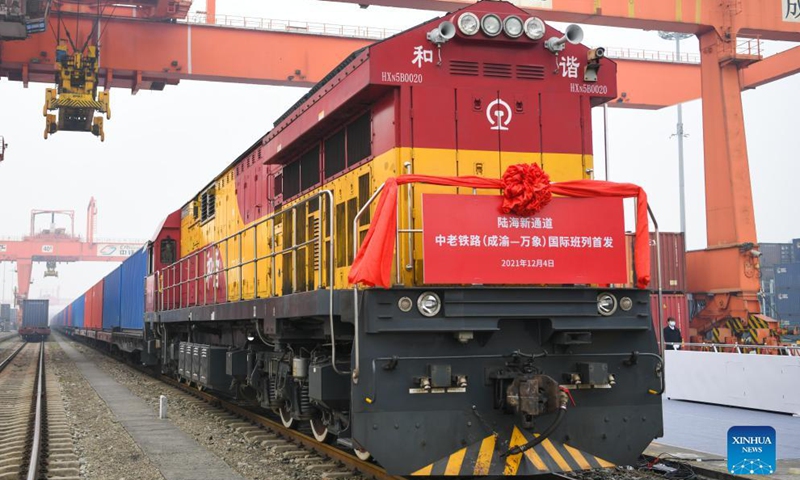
(727, 426, 776, 475)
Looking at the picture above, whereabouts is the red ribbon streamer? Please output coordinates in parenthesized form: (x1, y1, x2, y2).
(347, 169, 650, 289)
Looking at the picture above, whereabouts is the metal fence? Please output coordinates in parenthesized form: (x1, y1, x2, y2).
(183, 14, 400, 40)
(669, 342, 800, 356)
(604, 47, 700, 64)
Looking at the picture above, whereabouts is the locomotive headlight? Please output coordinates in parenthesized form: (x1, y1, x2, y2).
(620, 296, 633, 311)
(597, 293, 618, 316)
(398, 296, 413, 312)
(480, 13, 502, 37)
(417, 292, 442, 317)
(503, 15, 524, 38)
(523, 16, 546, 40)
(457, 12, 480, 36)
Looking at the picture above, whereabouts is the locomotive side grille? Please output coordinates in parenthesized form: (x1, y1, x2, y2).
(483, 63, 512, 78)
(449, 60, 479, 76)
(516, 64, 546, 80)
(312, 217, 320, 271)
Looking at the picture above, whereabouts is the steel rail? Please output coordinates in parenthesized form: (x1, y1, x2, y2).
(159, 374, 402, 480)
(0, 341, 27, 372)
(56, 330, 397, 480)
(26, 341, 45, 480)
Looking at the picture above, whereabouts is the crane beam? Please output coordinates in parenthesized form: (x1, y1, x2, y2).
(0, 15, 794, 109)
(741, 45, 800, 89)
(320, 0, 800, 41)
(0, 16, 370, 90)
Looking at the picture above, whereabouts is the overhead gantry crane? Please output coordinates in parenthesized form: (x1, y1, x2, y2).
(1, 2, 796, 109)
(0, 198, 144, 311)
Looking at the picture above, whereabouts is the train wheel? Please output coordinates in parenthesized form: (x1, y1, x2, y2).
(309, 418, 330, 443)
(354, 447, 371, 461)
(279, 406, 295, 429)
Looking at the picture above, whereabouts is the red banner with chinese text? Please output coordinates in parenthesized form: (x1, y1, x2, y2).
(422, 194, 627, 285)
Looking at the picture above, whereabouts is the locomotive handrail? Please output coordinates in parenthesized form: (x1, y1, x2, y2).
(156, 190, 335, 321)
(352, 183, 386, 383)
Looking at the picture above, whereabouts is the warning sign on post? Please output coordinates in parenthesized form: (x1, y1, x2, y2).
(422, 194, 627, 285)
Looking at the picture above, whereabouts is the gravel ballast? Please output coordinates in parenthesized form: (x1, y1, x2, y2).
(48, 340, 165, 480)
(64, 337, 358, 480)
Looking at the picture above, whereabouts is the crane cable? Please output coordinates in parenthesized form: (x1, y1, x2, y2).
(49, 0, 118, 54)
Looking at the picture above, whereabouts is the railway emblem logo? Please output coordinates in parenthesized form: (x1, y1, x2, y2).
(0, 244, 6, 252)
(486, 99, 512, 131)
(206, 250, 222, 289)
(727, 426, 776, 475)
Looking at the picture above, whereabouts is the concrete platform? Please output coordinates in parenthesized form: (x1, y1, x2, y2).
(648, 398, 800, 479)
(56, 336, 244, 480)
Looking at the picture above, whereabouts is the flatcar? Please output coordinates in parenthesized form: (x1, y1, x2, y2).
(19, 298, 50, 341)
(52, 1, 664, 476)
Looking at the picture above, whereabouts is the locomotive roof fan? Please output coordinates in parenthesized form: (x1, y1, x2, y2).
(545, 24, 584, 53)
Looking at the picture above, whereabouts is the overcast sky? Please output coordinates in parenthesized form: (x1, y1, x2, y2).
(0, 0, 798, 305)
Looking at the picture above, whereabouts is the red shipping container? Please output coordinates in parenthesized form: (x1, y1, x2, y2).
(651, 293, 689, 343)
(85, 280, 104, 330)
(625, 232, 687, 292)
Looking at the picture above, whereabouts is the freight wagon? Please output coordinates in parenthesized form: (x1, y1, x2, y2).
(52, 2, 666, 476)
(52, 248, 154, 358)
(19, 298, 50, 341)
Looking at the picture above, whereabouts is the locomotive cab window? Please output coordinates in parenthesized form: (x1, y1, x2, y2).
(160, 237, 177, 265)
(274, 173, 283, 197)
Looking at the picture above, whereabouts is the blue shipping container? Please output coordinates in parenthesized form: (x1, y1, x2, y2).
(103, 267, 122, 330)
(120, 249, 147, 330)
(72, 296, 85, 328)
(776, 290, 800, 317)
(775, 263, 800, 290)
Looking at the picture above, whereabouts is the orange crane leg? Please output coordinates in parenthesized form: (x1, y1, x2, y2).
(686, 30, 764, 339)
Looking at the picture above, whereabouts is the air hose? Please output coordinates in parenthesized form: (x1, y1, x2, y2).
(502, 389, 569, 457)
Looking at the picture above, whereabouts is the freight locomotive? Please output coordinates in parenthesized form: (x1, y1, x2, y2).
(52, 1, 664, 475)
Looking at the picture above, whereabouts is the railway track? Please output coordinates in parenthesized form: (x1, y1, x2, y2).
(161, 374, 402, 480)
(0, 341, 80, 480)
(61, 333, 400, 479)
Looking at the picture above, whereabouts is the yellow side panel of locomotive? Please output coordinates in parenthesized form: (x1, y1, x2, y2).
(542, 153, 594, 182)
(178, 145, 594, 301)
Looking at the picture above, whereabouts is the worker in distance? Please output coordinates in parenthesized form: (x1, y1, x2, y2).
(663, 317, 683, 350)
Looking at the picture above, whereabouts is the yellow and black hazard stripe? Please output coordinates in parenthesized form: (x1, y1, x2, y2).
(748, 314, 769, 330)
(53, 98, 106, 110)
(411, 427, 614, 476)
(712, 328, 722, 343)
(726, 317, 746, 332)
